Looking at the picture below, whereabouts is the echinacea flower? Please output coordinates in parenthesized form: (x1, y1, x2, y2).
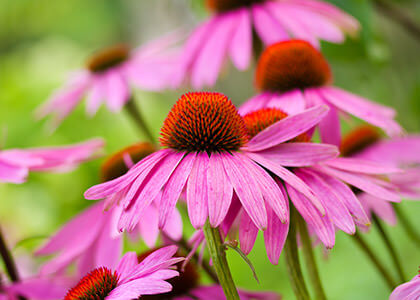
(240, 40, 403, 146)
(390, 270, 420, 300)
(37, 34, 179, 128)
(138, 247, 280, 300)
(193, 107, 401, 264)
(0, 139, 104, 184)
(36, 143, 183, 276)
(340, 125, 420, 226)
(177, 0, 359, 88)
(8, 246, 184, 300)
(85, 92, 336, 235)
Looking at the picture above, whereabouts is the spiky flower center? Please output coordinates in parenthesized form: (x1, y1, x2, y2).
(64, 267, 119, 300)
(206, 0, 267, 12)
(100, 142, 156, 182)
(243, 108, 310, 142)
(86, 44, 130, 73)
(256, 40, 332, 92)
(138, 249, 200, 300)
(160, 92, 248, 153)
(340, 125, 381, 157)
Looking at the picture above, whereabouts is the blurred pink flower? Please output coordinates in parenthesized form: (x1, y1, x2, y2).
(174, 285, 280, 300)
(340, 126, 420, 227)
(85, 92, 334, 234)
(0, 139, 104, 184)
(390, 272, 420, 300)
(240, 40, 403, 146)
(36, 34, 180, 128)
(7, 246, 183, 300)
(176, 0, 359, 88)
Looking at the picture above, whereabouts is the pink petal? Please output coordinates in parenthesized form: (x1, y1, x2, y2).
(297, 169, 355, 234)
(238, 93, 272, 116)
(323, 157, 402, 174)
(104, 70, 130, 112)
(138, 203, 160, 247)
(246, 152, 325, 215)
(229, 8, 252, 70)
(264, 193, 289, 265)
(159, 153, 196, 229)
(106, 278, 173, 299)
(358, 193, 396, 226)
(162, 208, 183, 242)
(286, 183, 335, 248)
(116, 252, 141, 278)
(251, 4, 289, 45)
(389, 275, 420, 300)
(207, 153, 234, 227)
(266, 89, 307, 115)
(253, 143, 338, 167)
(0, 161, 28, 184)
(239, 210, 259, 255)
(221, 153, 268, 230)
(186, 152, 210, 229)
(86, 75, 105, 116)
(245, 105, 329, 152)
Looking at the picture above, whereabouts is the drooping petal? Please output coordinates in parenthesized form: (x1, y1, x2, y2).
(86, 75, 105, 116)
(104, 70, 130, 112)
(238, 93, 272, 116)
(229, 8, 252, 70)
(138, 203, 160, 247)
(186, 152, 210, 229)
(358, 193, 397, 226)
(159, 153, 196, 229)
(106, 278, 173, 300)
(0, 161, 28, 184)
(221, 153, 268, 229)
(245, 105, 329, 152)
(116, 252, 141, 279)
(267, 89, 306, 115)
(251, 4, 289, 45)
(286, 183, 335, 248)
(253, 143, 338, 167)
(239, 210, 259, 255)
(297, 169, 355, 234)
(323, 157, 402, 174)
(207, 153, 234, 227)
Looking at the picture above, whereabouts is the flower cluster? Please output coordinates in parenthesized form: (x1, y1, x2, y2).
(1, 1, 419, 300)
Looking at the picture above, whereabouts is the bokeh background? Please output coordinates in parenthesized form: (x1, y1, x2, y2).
(1, 0, 419, 299)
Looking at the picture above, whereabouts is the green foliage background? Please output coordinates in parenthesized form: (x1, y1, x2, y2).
(0, 0, 419, 299)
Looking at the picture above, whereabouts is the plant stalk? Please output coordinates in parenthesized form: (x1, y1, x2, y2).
(352, 231, 396, 290)
(284, 206, 311, 300)
(202, 222, 240, 300)
(297, 214, 327, 300)
(372, 214, 406, 283)
(0, 227, 20, 283)
(393, 204, 420, 247)
(125, 97, 156, 144)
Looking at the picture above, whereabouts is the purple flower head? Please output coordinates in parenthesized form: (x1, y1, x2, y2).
(175, 0, 359, 88)
(0, 139, 104, 184)
(240, 40, 403, 146)
(85, 92, 334, 235)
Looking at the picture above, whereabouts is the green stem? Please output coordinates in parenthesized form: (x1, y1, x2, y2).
(125, 97, 156, 144)
(372, 214, 406, 283)
(297, 214, 327, 300)
(284, 206, 311, 300)
(202, 222, 240, 300)
(393, 204, 420, 247)
(352, 231, 396, 290)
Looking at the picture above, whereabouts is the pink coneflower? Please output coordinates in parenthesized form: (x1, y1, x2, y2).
(240, 40, 403, 146)
(200, 107, 401, 264)
(0, 139, 104, 184)
(85, 92, 336, 234)
(37, 34, 179, 127)
(177, 0, 359, 88)
(390, 270, 420, 300)
(8, 246, 183, 300)
(340, 125, 420, 226)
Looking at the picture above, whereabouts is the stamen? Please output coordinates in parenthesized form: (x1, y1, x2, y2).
(340, 125, 381, 157)
(100, 143, 156, 182)
(160, 92, 248, 153)
(256, 40, 332, 92)
(86, 44, 130, 73)
(64, 267, 119, 300)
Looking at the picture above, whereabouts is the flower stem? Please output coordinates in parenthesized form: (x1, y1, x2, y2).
(125, 97, 156, 144)
(0, 226, 20, 283)
(284, 206, 311, 300)
(352, 231, 396, 290)
(297, 214, 327, 300)
(371, 214, 406, 283)
(393, 204, 420, 247)
(202, 222, 240, 300)
(374, 0, 420, 43)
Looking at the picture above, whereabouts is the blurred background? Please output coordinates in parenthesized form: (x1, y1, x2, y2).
(0, 0, 419, 299)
